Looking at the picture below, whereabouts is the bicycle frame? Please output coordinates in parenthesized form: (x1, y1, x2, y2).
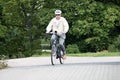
(53, 35, 62, 58)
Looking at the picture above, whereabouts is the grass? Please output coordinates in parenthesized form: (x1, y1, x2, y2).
(32, 52, 120, 57)
(68, 52, 120, 57)
(32, 52, 51, 57)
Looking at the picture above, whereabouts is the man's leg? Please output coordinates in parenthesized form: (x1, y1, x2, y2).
(59, 38, 66, 54)
(51, 34, 57, 45)
(59, 34, 66, 59)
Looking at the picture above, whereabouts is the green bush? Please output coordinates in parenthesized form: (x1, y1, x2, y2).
(108, 44, 118, 52)
(114, 35, 120, 51)
(66, 44, 80, 53)
(108, 35, 120, 52)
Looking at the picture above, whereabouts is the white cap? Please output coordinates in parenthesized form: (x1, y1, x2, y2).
(55, 10, 62, 14)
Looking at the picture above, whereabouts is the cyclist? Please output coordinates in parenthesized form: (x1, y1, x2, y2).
(46, 9, 69, 59)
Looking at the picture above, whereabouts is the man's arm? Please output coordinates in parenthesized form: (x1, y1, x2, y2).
(46, 19, 53, 33)
(63, 18, 69, 33)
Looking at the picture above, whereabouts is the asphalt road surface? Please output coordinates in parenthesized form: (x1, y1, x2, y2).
(0, 57, 120, 80)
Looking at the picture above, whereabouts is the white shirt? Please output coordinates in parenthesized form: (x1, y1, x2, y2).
(46, 17, 69, 35)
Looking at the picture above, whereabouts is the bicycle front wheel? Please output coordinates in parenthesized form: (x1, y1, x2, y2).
(51, 45, 57, 65)
(59, 51, 64, 64)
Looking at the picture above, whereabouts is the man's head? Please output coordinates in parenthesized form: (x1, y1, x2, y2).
(55, 10, 62, 20)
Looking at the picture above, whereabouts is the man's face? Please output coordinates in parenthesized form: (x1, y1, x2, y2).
(55, 14, 61, 20)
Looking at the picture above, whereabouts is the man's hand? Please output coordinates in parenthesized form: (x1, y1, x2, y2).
(46, 31, 49, 34)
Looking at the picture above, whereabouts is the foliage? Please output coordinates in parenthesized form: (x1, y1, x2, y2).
(114, 35, 120, 51)
(0, 0, 43, 58)
(0, 25, 7, 37)
(108, 44, 118, 52)
(95, 0, 120, 6)
(66, 44, 80, 53)
(108, 35, 120, 52)
(0, 0, 120, 59)
(69, 1, 120, 52)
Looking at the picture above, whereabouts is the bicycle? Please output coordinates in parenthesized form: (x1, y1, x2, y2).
(46, 31, 64, 65)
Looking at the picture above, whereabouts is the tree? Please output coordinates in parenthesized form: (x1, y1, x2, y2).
(0, 0, 120, 57)
(95, 0, 120, 5)
(69, 1, 120, 52)
(0, 0, 44, 57)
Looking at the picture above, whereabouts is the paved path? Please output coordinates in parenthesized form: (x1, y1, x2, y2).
(0, 57, 120, 80)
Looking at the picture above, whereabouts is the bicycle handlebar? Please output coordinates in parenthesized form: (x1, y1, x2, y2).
(46, 31, 58, 35)
(45, 31, 58, 41)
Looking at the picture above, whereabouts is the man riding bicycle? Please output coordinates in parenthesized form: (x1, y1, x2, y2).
(46, 9, 69, 59)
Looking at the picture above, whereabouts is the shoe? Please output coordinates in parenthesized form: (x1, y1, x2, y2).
(62, 55, 67, 60)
